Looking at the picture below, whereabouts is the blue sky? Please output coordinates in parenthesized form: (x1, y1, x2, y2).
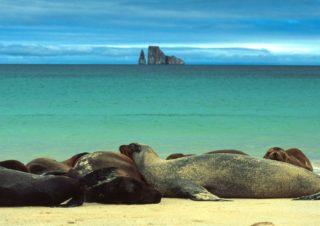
(1, 0, 320, 64)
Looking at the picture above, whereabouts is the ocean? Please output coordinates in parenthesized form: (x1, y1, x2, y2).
(0, 65, 319, 173)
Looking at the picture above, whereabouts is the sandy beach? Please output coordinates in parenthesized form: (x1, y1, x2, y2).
(0, 198, 319, 226)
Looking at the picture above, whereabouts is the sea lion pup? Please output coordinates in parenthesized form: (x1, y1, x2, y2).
(166, 150, 247, 160)
(120, 143, 320, 200)
(0, 160, 28, 172)
(263, 147, 313, 171)
(26, 152, 88, 175)
(0, 166, 84, 207)
(73, 151, 162, 204)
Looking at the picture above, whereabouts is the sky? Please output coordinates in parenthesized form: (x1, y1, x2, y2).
(1, 0, 320, 64)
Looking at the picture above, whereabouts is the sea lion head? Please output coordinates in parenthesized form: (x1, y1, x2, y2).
(263, 147, 288, 162)
(82, 166, 162, 204)
(85, 175, 162, 204)
(119, 143, 141, 159)
(119, 143, 159, 163)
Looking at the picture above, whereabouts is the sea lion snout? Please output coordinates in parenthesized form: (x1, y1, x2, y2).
(269, 151, 285, 161)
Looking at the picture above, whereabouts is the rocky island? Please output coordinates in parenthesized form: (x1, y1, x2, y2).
(138, 46, 184, 65)
(138, 50, 146, 65)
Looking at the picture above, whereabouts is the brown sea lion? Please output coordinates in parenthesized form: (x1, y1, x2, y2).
(286, 148, 313, 171)
(73, 151, 162, 204)
(166, 149, 248, 160)
(26, 152, 88, 175)
(0, 166, 84, 207)
(120, 143, 320, 200)
(27, 158, 71, 175)
(263, 147, 313, 171)
(0, 160, 28, 172)
(63, 152, 89, 167)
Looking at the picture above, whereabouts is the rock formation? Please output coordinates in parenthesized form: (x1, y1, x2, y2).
(138, 49, 146, 65)
(147, 46, 166, 64)
(165, 55, 184, 65)
(146, 46, 184, 65)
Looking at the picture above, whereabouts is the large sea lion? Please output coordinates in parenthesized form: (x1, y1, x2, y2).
(120, 143, 320, 200)
(0, 160, 28, 172)
(26, 152, 88, 175)
(264, 147, 313, 171)
(0, 166, 84, 207)
(73, 151, 162, 204)
(166, 150, 248, 160)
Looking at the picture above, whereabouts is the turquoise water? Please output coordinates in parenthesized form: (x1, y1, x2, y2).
(0, 65, 320, 171)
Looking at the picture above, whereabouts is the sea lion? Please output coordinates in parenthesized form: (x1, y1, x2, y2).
(26, 152, 88, 175)
(0, 166, 84, 207)
(63, 152, 89, 168)
(286, 148, 313, 171)
(120, 143, 320, 200)
(27, 158, 70, 175)
(73, 151, 162, 204)
(0, 160, 28, 172)
(166, 149, 248, 160)
(264, 147, 313, 171)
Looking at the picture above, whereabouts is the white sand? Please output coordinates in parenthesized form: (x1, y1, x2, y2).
(1, 198, 320, 226)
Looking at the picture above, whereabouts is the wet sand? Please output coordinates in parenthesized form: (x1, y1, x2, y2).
(1, 198, 320, 226)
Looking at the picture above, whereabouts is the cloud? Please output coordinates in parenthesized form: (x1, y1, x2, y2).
(0, 44, 137, 56)
(2, 0, 320, 21)
(1, 0, 320, 47)
(1, 1, 320, 64)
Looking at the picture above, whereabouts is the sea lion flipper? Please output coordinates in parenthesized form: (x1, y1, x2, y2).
(59, 191, 85, 208)
(294, 191, 320, 200)
(190, 191, 223, 201)
(42, 170, 68, 176)
(173, 179, 225, 201)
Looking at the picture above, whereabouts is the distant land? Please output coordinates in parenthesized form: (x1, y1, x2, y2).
(139, 46, 184, 65)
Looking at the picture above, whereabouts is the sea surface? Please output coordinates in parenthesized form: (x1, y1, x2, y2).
(0, 65, 319, 173)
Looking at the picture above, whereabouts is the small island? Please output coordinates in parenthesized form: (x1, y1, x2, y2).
(138, 46, 184, 65)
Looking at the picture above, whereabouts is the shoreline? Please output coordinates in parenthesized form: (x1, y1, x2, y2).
(1, 198, 319, 226)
